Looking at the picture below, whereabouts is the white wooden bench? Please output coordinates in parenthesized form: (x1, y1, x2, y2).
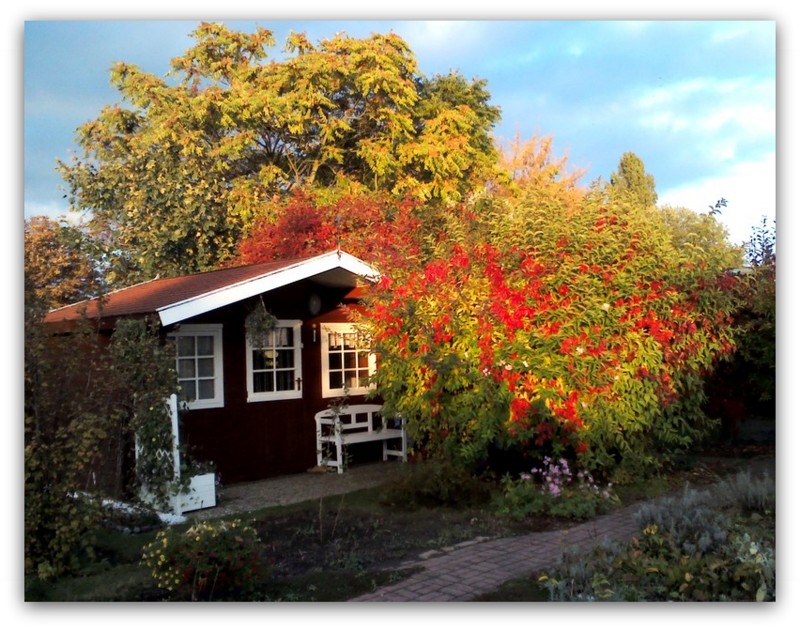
(315, 404, 407, 474)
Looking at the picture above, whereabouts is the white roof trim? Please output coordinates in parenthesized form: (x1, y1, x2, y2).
(157, 250, 380, 327)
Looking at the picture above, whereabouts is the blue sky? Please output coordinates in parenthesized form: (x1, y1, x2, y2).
(22, 15, 776, 248)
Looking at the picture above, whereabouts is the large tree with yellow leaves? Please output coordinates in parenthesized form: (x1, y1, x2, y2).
(58, 23, 500, 285)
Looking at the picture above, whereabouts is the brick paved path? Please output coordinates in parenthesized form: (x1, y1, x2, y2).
(350, 501, 644, 601)
(351, 456, 775, 602)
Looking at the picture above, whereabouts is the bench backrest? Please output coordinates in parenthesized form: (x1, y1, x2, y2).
(314, 404, 384, 434)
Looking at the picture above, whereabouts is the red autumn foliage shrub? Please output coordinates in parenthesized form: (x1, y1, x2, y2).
(234, 189, 426, 272)
(361, 192, 740, 481)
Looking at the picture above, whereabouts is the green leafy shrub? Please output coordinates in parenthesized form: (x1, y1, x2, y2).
(24, 455, 104, 581)
(537, 539, 629, 601)
(722, 530, 775, 601)
(141, 519, 267, 601)
(378, 460, 492, 509)
(109, 318, 186, 510)
(496, 456, 619, 521)
(737, 217, 776, 412)
(101, 502, 163, 533)
(25, 313, 183, 579)
(25, 317, 118, 580)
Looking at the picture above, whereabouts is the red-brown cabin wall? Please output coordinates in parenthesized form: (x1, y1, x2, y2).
(175, 281, 373, 484)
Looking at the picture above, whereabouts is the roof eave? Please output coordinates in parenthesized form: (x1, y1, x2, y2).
(156, 250, 380, 327)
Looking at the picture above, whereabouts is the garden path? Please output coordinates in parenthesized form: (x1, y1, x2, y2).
(350, 455, 775, 602)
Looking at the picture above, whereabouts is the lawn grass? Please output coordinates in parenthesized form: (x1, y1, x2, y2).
(472, 577, 551, 602)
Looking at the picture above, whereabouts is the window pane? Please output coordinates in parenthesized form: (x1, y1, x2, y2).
(253, 350, 274, 370)
(322, 326, 376, 395)
(178, 359, 196, 378)
(275, 370, 295, 392)
(172, 328, 223, 406)
(180, 380, 196, 401)
(276, 349, 294, 369)
(196, 335, 214, 356)
(197, 358, 214, 378)
(253, 372, 273, 393)
(278, 327, 292, 347)
(247, 322, 301, 398)
(198, 379, 215, 400)
(177, 336, 195, 357)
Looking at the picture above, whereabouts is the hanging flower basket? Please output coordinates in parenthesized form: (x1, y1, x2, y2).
(245, 297, 278, 348)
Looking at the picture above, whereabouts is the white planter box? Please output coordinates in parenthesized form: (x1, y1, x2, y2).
(174, 472, 217, 514)
(140, 472, 217, 516)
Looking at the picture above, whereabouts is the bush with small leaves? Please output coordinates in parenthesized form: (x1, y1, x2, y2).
(141, 519, 267, 601)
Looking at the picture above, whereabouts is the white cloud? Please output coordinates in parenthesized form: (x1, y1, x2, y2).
(634, 78, 774, 136)
(610, 21, 653, 35)
(396, 20, 486, 63)
(637, 111, 690, 134)
(708, 22, 761, 45)
(629, 76, 774, 186)
(634, 78, 709, 109)
(658, 152, 776, 246)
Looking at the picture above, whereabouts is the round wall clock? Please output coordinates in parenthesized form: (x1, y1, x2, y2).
(308, 293, 322, 316)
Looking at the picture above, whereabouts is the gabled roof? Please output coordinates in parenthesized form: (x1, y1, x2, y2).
(44, 250, 380, 327)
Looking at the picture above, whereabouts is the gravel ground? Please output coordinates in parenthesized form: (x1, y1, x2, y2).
(190, 461, 406, 520)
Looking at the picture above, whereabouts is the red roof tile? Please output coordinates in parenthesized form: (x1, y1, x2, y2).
(44, 255, 320, 324)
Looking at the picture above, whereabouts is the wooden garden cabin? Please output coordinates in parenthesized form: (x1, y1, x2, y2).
(44, 249, 385, 485)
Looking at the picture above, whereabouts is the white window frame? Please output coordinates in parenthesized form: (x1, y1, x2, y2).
(169, 324, 225, 410)
(320, 323, 376, 398)
(246, 319, 303, 402)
